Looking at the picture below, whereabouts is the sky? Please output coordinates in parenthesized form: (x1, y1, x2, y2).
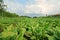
(3, 0, 60, 16)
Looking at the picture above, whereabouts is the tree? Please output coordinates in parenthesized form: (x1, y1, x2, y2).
(0, 0, 6, 12)
(0, 0, 3, 12)
(0, 0, 3, 2)
(0, 0, 7, 16)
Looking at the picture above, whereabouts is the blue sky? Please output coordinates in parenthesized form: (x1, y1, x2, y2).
(4, 0, 60, 16)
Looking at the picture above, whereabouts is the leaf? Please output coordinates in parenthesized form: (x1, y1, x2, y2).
(15, 28, 26, 40)
(1, 31, 16, 38)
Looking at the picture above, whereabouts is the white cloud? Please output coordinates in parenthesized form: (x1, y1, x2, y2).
(24, 4, 54, 14)
(3, 0, 60, 16)
(4, 0, 23, 14)
(24, 0, 60, 14)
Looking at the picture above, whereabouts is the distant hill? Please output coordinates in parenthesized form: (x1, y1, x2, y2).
(0, 11, 19, 17)
(53, 14, 60, 16)
(51, 14, 60, 17)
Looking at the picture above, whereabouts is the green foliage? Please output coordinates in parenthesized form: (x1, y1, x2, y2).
(0, 0, 3, 2)
(0, 16, 60, 40)
(0, 11, 19, 17)
(0, 0, 6, 13)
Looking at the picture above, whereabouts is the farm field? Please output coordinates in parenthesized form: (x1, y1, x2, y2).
(0, 16, 60, 40)
(0, 0, 60, 40)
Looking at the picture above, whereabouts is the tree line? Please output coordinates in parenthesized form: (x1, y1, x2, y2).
(0, 0, 19, 17)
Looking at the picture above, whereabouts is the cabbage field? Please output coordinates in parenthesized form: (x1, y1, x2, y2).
(0, 17, 60, 40)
